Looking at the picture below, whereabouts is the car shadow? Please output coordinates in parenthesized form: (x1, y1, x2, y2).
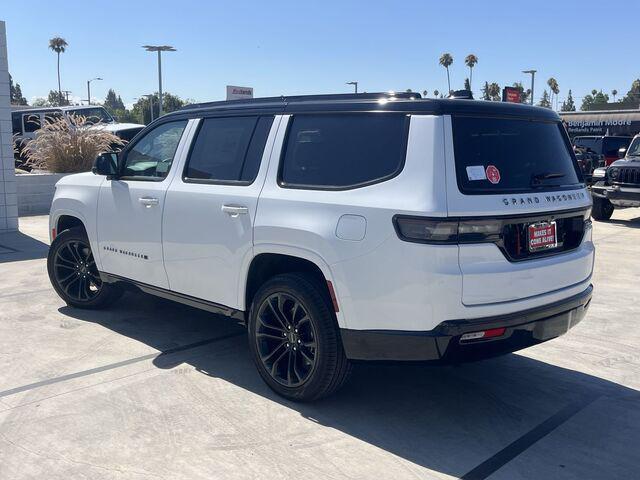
(59, 291, 639, 479)
(0, 230, 49, 263)
(605, 215, 640, 229)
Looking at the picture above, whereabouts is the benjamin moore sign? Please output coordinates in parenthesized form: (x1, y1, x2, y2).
(226, 86, 254, 100)
(560, 111, 640, 137)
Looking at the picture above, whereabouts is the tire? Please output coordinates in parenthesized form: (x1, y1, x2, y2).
(592, 196, 614, 221)
(47, 227, 122, 309)
(248, 273, 351, 401)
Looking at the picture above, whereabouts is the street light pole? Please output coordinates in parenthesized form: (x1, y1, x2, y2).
(346, 81, 358, 93)
(86, 77, 102, 105)
(143, 45, 176, 117)
(522, 70, 536, 105)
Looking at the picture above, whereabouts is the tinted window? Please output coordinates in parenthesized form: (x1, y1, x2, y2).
(23, 113, 41, 133)
(122, 120, 187, 179)
(574, 137, 599, 153)
(184, 116, 273, 183)
(453, 117, 582, 194)
(602, 137, 632, 156)
(44, 111, 63, 124)
(280, 114, 408, 189)
(67, 107, 114, 124)
(12, 113, 22, 134)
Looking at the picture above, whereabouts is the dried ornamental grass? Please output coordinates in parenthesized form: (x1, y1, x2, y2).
(24, 115, 124, 173)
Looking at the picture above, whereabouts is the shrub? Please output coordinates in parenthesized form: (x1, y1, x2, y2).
(24, 115, 124, 173)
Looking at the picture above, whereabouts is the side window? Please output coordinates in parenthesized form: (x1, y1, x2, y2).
(280, 114, 408, 189)
(12, 113, 22, 134)
(23, 113, 42, 133)
(184, 116, 274, 183)
(122, 120, 188, 179)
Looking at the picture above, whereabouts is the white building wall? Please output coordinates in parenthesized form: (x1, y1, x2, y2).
(0, 21, 18, 232)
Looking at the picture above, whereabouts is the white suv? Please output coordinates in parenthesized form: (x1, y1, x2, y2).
(47, 93, 594, 401)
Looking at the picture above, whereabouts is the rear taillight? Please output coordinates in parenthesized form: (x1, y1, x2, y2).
(393, 216, 502, 245)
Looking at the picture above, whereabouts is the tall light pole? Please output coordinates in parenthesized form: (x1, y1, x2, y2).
(86, 77, 102, 105)
(143, 45, 176, 117)
(522, 69, 536, 105)
(346, 81, 358, 93)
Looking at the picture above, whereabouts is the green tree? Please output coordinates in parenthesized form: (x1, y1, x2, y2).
(103, 89, 126, 113)
(481, 81, 490, 100)
(488, 82, 501, 101)
(132, 92, 188, 124)
(439, 53, 453, 93)
(433, 89, 439, 98)
(611, 89, 618, 102)
(538, 90, 551, 108)
(464, 54, 478, 90)
(621, 79, 640, 104)
(31, 98, 49, 107)
(581, 90, 609, 111)
(9, 74, 28, 105)
(47, 90, 69, 106)
(48, 37, 68, 99)
(561, 89, 576, 111)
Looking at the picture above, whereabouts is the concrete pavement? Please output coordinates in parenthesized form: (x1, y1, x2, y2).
(0, 213, 638, 480)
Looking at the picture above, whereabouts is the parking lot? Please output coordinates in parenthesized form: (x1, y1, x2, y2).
(0, 213, 638, 480)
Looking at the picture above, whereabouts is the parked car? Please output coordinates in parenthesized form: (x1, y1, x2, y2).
(573, 135, 633, 167)
(591, 134, 640, 220)
(11, 105, 144, 169)
(46, 93, 594, 401)
(573, 146, 603, 185)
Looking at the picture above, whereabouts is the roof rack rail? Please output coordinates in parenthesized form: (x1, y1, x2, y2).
(181, 91, 421, 111)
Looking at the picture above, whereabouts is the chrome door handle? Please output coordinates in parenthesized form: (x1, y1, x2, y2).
(221, 204, 249, 217)
(138, 197, 159, 207)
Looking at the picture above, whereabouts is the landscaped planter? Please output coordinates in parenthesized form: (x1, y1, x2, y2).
(16, 172, 70, 216)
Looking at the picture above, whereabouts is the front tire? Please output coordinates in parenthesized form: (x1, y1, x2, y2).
(592, 196, 614, 221)
(248, 273, 351, 401)
(47, 227, 122, 309)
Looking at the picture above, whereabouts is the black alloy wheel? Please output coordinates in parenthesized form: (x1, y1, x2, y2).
(255, 292, 318, 387)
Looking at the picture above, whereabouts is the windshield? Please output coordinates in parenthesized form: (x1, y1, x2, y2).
(453, 116, 583, 194)
(627, 138, 640, 157)
(67, 107, 114, 125)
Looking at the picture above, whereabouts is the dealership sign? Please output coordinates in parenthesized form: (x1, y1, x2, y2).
(226, 85, 254, 100)
(560, 111, 640, 137)
(502, 86, 521, 103)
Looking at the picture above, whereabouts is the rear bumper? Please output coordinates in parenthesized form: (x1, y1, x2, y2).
(340, 285, 593, 362)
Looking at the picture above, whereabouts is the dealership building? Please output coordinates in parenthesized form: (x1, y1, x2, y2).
(560, 108, 640, 138)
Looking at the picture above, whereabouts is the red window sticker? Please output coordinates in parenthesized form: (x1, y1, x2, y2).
(486, 165, 501, 184)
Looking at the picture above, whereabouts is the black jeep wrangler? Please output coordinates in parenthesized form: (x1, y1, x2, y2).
(591, 134, 640, 220)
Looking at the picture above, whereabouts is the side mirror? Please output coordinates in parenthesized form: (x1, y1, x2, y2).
(92, 152, 118, 178)
(618, 147, 627, 159)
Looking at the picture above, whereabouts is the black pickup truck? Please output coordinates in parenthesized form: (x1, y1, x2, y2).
(591, 134, 640, 220)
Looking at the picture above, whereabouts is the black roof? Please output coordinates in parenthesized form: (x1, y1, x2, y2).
(170, 92, 559, 121)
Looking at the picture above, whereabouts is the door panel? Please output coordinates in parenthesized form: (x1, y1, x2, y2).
(97, 119, 194, 287)
(162, 116, 281, 308)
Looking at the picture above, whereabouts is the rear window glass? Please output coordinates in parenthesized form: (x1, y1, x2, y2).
(452, 116, 582, 194)
(602, 137, 631, 157)
(280, 114, 408, 189)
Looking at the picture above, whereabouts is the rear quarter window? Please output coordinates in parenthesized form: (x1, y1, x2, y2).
(280, 114, 408, 189)
(453, 116, 583, 194)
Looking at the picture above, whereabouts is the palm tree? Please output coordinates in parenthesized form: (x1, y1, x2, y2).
(439, 53, 453, 93)
(49, 37, 68, 101)
(488, 82, 501, 101)
(612, 89, 618, 101)
(464, 54, 478, 89)
(547, 77, 559, 108)
(433, 89, 439, 98)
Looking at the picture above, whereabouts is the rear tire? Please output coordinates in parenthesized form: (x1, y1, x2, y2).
(47, 227, 122, 309)
(248, 273, 351, 401)
(592, 196, 614, 221)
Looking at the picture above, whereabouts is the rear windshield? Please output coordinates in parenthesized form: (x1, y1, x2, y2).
(602, 137, 631, 157)
(452, 116, 582, 194)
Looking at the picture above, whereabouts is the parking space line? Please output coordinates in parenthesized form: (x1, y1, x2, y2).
(0, 331, 244, 399)
(460, 395, 599, 480)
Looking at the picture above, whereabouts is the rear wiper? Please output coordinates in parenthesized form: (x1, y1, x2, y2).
(531, 172, 566, 187)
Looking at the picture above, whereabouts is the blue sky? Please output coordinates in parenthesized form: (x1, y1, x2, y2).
(2, 0, 637, 108)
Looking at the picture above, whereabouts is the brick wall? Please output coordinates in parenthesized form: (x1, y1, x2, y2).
(0, 21, 18, 232)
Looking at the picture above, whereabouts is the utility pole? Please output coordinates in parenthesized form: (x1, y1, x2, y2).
(62, 90, 72, 104)
(522, 70, 536, 105)
(143, 45, 176, 116)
